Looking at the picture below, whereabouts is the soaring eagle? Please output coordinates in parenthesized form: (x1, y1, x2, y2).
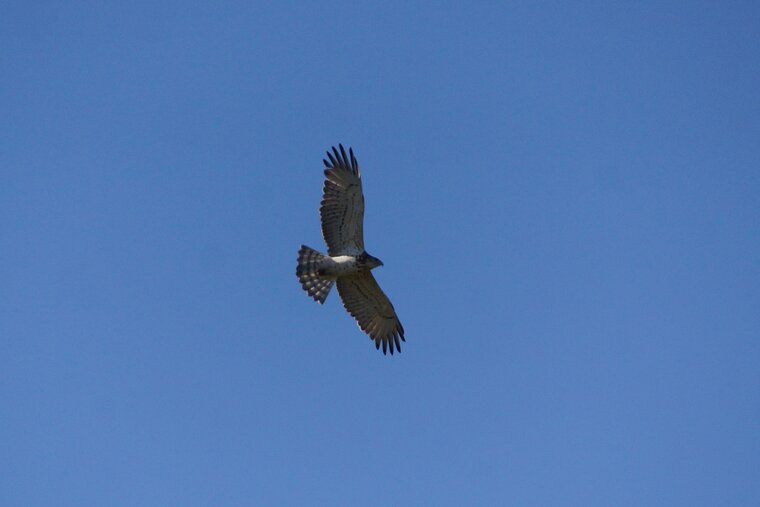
(296, 145, 405, 355)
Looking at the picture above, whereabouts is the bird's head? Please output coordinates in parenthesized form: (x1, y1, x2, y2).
(358, 252, 384, 270)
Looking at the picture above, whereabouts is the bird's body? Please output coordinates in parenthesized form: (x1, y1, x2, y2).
(316, 254, 375, 278)
(321, 255, 360, 276)
(296, 145, 405, 355)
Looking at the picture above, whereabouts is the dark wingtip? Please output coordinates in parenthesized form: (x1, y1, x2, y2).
(325, 144, 359, 176)
(349, 147, 358, 174)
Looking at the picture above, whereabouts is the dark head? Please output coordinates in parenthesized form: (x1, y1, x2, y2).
(357, 251, 383, 270)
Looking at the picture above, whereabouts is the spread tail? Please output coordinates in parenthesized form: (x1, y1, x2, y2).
(296, 245, 334, 304)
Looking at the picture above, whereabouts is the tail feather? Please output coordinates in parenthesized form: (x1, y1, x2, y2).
(296, 245, 334, 304)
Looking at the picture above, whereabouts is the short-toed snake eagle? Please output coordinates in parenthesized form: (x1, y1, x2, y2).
(296, 145, 405, 355)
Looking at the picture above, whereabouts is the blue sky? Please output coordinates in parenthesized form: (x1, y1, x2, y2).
(2, 1, 759, 505)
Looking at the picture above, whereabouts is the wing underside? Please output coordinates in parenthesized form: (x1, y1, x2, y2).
(320, 145, 364, 256)
(337, 273, 405, 355)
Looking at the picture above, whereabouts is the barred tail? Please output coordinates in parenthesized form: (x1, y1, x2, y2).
(296, 245, 334, 304)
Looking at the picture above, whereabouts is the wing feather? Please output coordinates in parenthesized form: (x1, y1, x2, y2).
(336, 273, 405, 355)
(320, 145, 364, 256)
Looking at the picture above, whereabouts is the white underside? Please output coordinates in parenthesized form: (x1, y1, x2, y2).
(320, 255, 359, 278)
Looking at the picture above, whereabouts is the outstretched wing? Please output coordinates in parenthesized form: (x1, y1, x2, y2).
(336, 273, 405, 355)
(320, 145, 364, 256)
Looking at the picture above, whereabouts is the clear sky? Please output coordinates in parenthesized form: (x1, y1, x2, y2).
(2, 2, 759, 505)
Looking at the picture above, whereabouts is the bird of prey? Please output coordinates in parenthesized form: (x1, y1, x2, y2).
(296, 145, 405, 355)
